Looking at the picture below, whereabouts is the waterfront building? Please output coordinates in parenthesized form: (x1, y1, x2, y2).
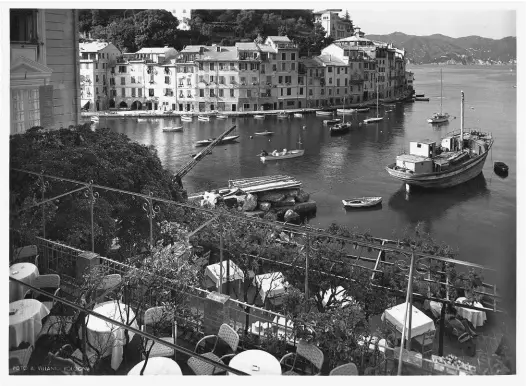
(301, 57, 326, 108)
(235, 43, 264, 111)
(313, 9, 354, 39)
(79, 41, 122, 111)
(10, 9, 81, 134)
(317, 54, 349, 106)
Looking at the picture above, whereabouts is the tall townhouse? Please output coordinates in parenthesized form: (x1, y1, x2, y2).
(265, 36, 300, 110)
(363, 55, 377, 101)
(394, 48, 406, 97)
(194, 45, 241, 112)
(174, 46, 199, 112)
(317, 53, 349, 107)
(301, 57, 325, 108)
(374, 45, 389, 99)
(10, 9, 81, 133)
(79, 41, 121, 111)
(113, 56, 147, 110)
(235, 43, 263, 112)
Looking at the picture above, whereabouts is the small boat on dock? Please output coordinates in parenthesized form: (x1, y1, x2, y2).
(181, 116, 193, 122)
(195, 135, 240, 147)
(162, 126, 183, 132)
(198, 115, 210, 121)
(494, 161, 509, 175)
(254, 114, 265, 119)
(254, 131, 274, 136)
(216, 115, 228, 119)
(316, 110, 333, 116)
(342, 197, 382, 208)
(323, 118, 341, 125)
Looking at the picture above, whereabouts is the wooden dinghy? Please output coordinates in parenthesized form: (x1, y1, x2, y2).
(162, 126, 183, 132)
(181, 116, 193, 122)
(342, 197, 382, 208)
(254, 131, 274, 136)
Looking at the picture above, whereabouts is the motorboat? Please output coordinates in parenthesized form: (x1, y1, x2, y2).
(493, 161, 509, 176)
(254, 131, 274, 136)
(254, 115, 265, 119)
(386, 91, 494, 189)
(216, 115, 228, 119)
(195, 135, 240, 147)
(316, 110, 333, 116)
(162, 126, 183, 132)
(294, 113, 303, 118)
(323, 119, 341, 125)
(342, 197, 382, 208)
(336, 108, 357, 115)
(363, 117, 384, 124)
(198, 115, 210, 121)
(427, 69, 450, 124)
(181, 115, 193, 122)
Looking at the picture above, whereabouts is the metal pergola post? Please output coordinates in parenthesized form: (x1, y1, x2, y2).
(397, 252, 415, 376)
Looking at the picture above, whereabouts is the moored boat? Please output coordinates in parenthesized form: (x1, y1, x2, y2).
(198, 115, 210, 121)
(416, 93, 425, 97)
(493, 161, 509, 175)
(336, 108, 357, 115)
(195, 135, 240, 147)
(316, 110, 333, 116)
(254, 131, 274, 136)
(427, 70, 450, 124)
(162, 126, 183, 132)
(342, 197, 382, 208)
(330, 122, 351, 135)
(323, 118, 341, 125)
(260, 149, 304, 161)
(294, 113, 303, 118)
(181, 115, 193, 122)
(254, 114, 265, 119)
(216, 114, 228, 119)
(277, 111, 289, 119)
(415, 97, 430, 102)
(363, 117, 384, 124)
(356, 108, 370, 113)
(386, 91, 494, 189)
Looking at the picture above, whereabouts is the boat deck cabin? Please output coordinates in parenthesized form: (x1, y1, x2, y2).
(395, 154, 433, 173)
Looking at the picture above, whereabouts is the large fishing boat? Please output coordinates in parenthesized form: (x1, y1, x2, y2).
(386, 91, 493, 190)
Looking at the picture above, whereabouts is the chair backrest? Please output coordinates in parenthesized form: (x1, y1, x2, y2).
(144, 306, 174, 335)
(97, 274, 122, 290)
(330, 362, 359, 376)
(297, 340, 324, 371)
(33, 274, 60, 290)
(217, 323, 239, 352)
(13, 245, 38, 260)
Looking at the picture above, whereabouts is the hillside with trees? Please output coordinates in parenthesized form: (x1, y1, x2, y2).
(78, 9, 338, 56)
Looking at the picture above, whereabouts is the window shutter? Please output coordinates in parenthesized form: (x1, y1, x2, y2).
(39, 85, 54, 127)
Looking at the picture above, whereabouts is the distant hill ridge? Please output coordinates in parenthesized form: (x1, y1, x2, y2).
(365, 32, 516, 65)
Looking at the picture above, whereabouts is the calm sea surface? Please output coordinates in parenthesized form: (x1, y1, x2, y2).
(101, 65, 516, 316)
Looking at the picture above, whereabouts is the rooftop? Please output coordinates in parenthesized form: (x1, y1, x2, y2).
(135, 47, 176, 55)
(79, 41, 111, 53)
(317, 54, 347, 66)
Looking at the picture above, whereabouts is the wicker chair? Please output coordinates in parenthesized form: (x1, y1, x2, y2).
(9, 345, 33, 375)
(329, 362, 359, 376)
(280, 339, 324, 375)
(192, 324, 239, 374)
(142, 306, 176, 359)
(187, 352, 226, 375)
(13, 245, 39, 266)
(30, 274, 61, 310)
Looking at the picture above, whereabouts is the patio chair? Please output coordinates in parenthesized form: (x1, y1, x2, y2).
(13, 245, 39, 266)
(9, 345, 33, 375)
(30, 274, 61, 310)
(280, 339, 324, 375)
(187, 352, 225, 375)
(142, 306, 176, 359)
(329, 362, 359, 376)
(193, 323, 239, 373)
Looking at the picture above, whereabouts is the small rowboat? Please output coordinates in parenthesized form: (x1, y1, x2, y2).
(342, 197, 382, 208)
(277, 112, 289, 119)
(336, 109, 357, 115)
(254, 115, 265, 119)
(181, 116, 193, 122)
(198, 115, 210, 121)
(323, 119, 341, 125)
(90, 116, 100, 123)
(494, 161, 509, 175)
(294, 113, 303, 118)
(415, 94, 425, 98)
(195, 135, 240, 147)
(260, 149, 304, 161)
(363, 117, 383, 124)
(316, 110, 333, 116)
(163, 126, 183, 132)
(384, 104, 396, 108)
(254, 131, 274, 136)
(415, 97, 430, 102)
(216, 115, 228, 119)
(356, 108, 370, 113)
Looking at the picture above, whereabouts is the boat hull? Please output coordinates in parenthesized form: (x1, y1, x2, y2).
(363, 117, 383, 124)
(427, 118, 449, 123)
(342, 197, 382, 208)
(386, 151, 490, 189)
(316, 111, 333, 116)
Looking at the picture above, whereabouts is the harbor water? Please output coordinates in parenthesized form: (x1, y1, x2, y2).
(99, 65, 516, 317)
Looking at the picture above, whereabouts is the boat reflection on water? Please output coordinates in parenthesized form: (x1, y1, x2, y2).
(387, 172, 489, 230)
(343, 203, 383, 213)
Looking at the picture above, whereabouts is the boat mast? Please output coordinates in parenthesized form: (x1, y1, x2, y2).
(376, 73, 379, 118)
(460, 90, 464, 151)
(343, 96, 345, 124)
(440, 69, 443, 115)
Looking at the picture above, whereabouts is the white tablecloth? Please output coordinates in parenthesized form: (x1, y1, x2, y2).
(128, 357, 182, 375)
(228, 350, 282, 375)
(253, 272, 288, 302)
(9, 263, 39, 302)
(382, 302, 435, 340)
(455, 297, 487, 327)
(9, 299, 50, 348)
(205, 260, 243, 287)
(85, 300, 138, 370)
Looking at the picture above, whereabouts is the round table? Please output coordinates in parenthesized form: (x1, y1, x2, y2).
(9, 263, 39, 302)
(228, 350, 282, 375)
(9, 299, 50, 348)
(128, 357, 182, 375)
(85, 300, 138, 370)
(455, 297, 487, 327)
